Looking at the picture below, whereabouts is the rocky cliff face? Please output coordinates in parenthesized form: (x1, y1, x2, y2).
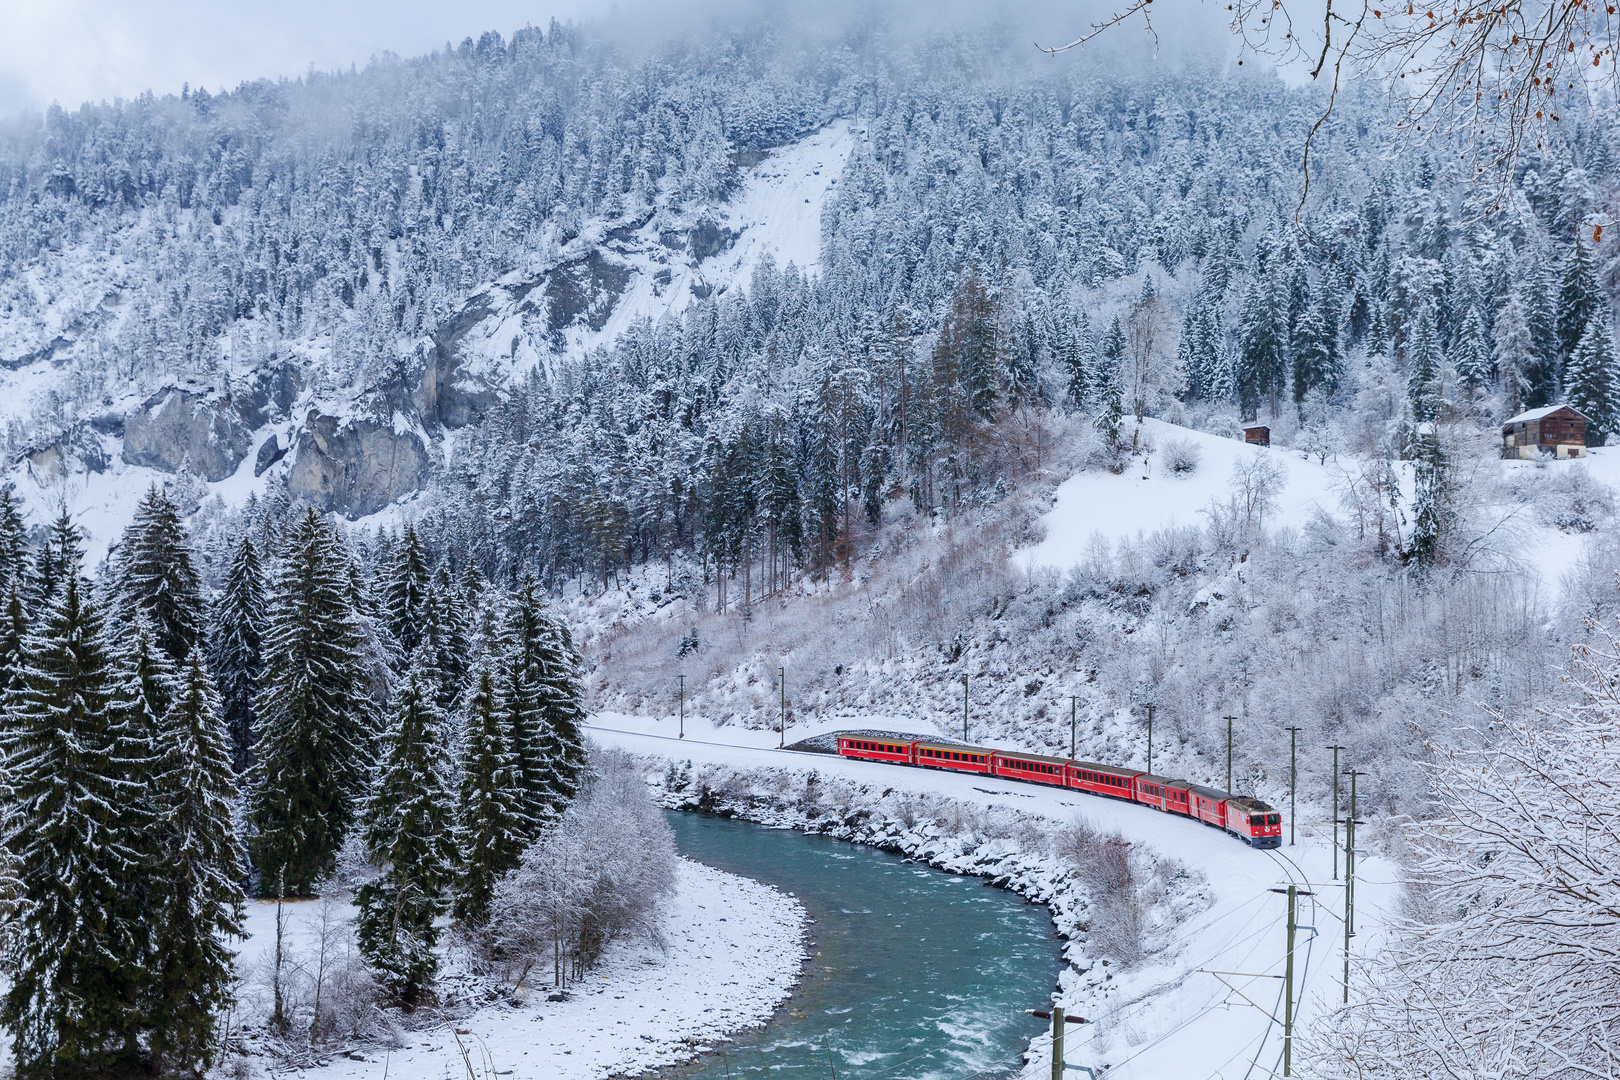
(121, 387, 259, 482)
(285, 409, 432, 518)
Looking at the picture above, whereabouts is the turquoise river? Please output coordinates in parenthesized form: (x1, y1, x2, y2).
(658, 811, 1064, 1080)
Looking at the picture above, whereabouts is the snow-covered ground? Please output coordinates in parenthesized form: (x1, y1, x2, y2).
(233, 858, 805, 1080)
(1020, 416, 1620, 597)
(587, 717, 1401, 1080)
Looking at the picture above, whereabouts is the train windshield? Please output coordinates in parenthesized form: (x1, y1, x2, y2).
(1267, 814, 1281, 826)
(1249, 815, 1264, 828)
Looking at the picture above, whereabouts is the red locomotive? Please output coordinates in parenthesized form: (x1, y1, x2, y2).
(833, 734, 1283, 847)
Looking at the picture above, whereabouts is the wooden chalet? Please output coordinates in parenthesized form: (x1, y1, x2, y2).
(1242, 423, 1271, 447)
(1501, 405, 1590, 459)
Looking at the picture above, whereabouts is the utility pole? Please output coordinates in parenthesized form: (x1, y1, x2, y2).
(1145, 704, 1155, 774)
(1326, 744, 1345, 879)
(1285, 726, 1301, 845)
(1342, 768, 1365, 1003)
(779, 667, 787, 748)
(1222, 715, 1236, 792)
(1267, 884, 1313, 1076)
(678, 674, 685, 739)
(1051, 1005, 1065, 1080)
(963, 675, 970, 741)
(1069, 696, 1078, 760)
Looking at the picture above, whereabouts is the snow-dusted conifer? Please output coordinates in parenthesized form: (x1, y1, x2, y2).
(248, 508, 374, 896)
(357, 650, 455, 1003)
(1563, 319, 1620, 444)
(0, 484, 27, 586)
(0, 540, 152, 1078)
(147, 650, 245, 1074)
(208, 534, 265, 772)
(115, 486, 207, 664)
(452, 664, 527, 928)
(1494, 287, 1534, 414)
(383, 524, 431, 660)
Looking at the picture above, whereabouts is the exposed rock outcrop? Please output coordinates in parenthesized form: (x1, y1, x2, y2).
(286, 408, 431, 518)
(122, 387, 257, 481)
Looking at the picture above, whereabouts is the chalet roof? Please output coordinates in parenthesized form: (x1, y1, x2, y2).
(1242, 422, 1270, 431)
(1503, 404, 1591, 425)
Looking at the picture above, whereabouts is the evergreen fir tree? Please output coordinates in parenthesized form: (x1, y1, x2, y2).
(147, 651, 245, 1074)
(1236, 278, 1283, 420)
(1408, 436, 1454, 567)
(1291, 288, 1339, 410)
(0, 581, 27, 703)
(384, 525, 431, 661)
(1096, 377, 1124, 452)
(115, 486, 207, 664)
(531, 614, 589, 816)
(33, 514, 84, 613)
(248, 509, 375, 896)
(1524, 265, 1561, 407)
(1559, 235, 1602, 361)
(1494, 288, 1534, 415)
(1095, 316, 1125, 411)
(0, 555, 152, 1077)
(208, 534, 265, 773)
(0, 484, 27, 586)
(1563, 319, 1620, 444)
(356, 651, 455, 1004)
(1452, 306, 1492, 395)
(452, 664, 527, 927)
(1406, 305, 1444, 424)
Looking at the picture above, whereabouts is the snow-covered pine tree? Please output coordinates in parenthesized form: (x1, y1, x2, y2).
(115, 486, 207, 664)
(429, 565, 472, 718)
(146, 650, 245, 1074)
(1494, 287, 1534, 415)
(1236, 278, 1283, 421)
(1406, 305, 1445, 424)
(1291, 288, 1339, 410)
(0, 581, 27, 702)
(1095, 316, 1125, 413)
(383, 524, 431, 661)
(1558, 234, 1601, 362)
(1524, 263, 1561, 407)
(0, 539, 153, 1078)
(0, 484, 27, 586)
(452, 663, 528, 928)
(531, 614, 589, 816)
(32, 514, 83, 613)
(1563, 319, 1620, 445)
(208, 534, 265, 772)
(248, 508, 375, 896)
(356, 649, 455, 1003)
(1451, 306, 1492, 395)
(499, 579, 559, 829)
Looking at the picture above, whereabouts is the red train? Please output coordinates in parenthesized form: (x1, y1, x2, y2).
(834, 735, 1282, 848)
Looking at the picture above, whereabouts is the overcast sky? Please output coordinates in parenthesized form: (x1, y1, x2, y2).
(0, 0, 1254, 121)
(0, 0, 605, 118)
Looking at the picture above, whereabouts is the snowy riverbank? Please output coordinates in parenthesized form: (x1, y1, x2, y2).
(231, 858, 806, 1080)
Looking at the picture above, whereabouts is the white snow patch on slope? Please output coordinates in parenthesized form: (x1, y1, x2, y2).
(708, 120, 855, 282)
(236, 859, 804, 1080)
(1020, 419, 1346, 572)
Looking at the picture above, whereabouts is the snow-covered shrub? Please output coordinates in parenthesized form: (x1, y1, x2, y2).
(1534, 465, 1614, 532)
(1161, 437, 1202, 475)
(1055, 820, 1147, 967)
(486, 747, 676, 990)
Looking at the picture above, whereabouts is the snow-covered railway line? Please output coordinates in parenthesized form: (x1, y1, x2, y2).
(589, 716, 1386, 1080)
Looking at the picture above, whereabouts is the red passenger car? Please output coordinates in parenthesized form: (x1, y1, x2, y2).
(1131, 772, 1192, 815)
(1067, 761, 1142, 799)
(992, 750, 1069, 787)
(835, 736, 915, 765)
(913, 741, 991, 775)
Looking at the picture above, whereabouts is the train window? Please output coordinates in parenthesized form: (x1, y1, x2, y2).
(1267, 814, 1281, 826)
(1249, 815, 1264, 828)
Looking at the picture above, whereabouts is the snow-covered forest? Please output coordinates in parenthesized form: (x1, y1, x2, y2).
(1, 3, 1619, 1077)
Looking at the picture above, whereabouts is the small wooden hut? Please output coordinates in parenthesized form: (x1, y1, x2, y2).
(1242, 423, 1271, 447)
(1501, 405, 1589, 459)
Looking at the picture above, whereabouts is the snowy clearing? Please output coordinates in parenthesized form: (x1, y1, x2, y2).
(589, 717, 1400, 1080)
(232, 858, 805, 1080)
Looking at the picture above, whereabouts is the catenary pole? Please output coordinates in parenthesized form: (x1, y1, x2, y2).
(963, 675, 970, 741)
(1070, 695, 1078, 760)
(1051, 1005, 1065, 1080)
(1285, 726, 1301, 845)
(1223, 715, 1236, 791)
(1326, 744, 1345, 879)
(1145, 704, 1155, 774)
(779, 667, 787, 748)
(678, 674, 685, 739)
(1343, 767, 1365, 1003)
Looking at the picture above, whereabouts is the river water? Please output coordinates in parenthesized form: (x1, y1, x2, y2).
(660, 811, 1062, 1080)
